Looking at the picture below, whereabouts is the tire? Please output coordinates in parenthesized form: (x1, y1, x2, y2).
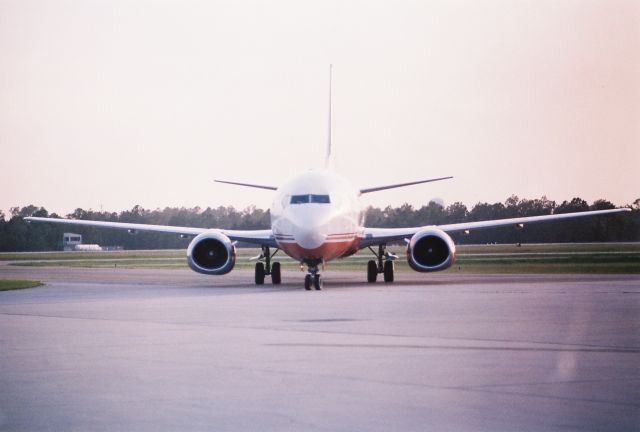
(383, 260, 394, 283)
(255, 262, 265, 285)
(367, 260, 378, 283)
(304, 274, 312, 290)
(313, 274, 322, 290)
(271, 262, 281, 284)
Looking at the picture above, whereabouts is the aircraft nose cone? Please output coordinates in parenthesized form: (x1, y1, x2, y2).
(286, 206, 332, 250)
(295, 227, 327, 250)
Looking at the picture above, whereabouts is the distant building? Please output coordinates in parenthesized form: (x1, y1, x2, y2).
(62, 233, 82, 251)
(62, 232, 103, 252)
(73, 244, 103, 252)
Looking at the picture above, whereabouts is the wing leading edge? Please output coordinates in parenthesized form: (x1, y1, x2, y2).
(24, 217, 277, 248)
(360, 208, 631, 248)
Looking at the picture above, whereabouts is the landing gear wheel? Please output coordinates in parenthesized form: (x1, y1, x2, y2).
(271, 262, 281, 284)
(304, 274, 312, 290)
(313, 274, 322, 290)
(255, 262, 265, 285)
(383, 260, 394, 283)
(367, 260, 378, 283)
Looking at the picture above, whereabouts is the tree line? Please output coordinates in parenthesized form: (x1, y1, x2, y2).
(0, 195, 638, 252)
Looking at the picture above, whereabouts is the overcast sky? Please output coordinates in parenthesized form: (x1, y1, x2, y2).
(1, 0, 638, 218)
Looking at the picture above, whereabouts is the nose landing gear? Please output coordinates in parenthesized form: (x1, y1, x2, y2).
(303, 261, 323, 290)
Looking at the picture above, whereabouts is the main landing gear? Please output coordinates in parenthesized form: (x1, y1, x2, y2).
(303, 260, 323, 291)
(367, 243, 396, 283)
(254, 246, 282, 285)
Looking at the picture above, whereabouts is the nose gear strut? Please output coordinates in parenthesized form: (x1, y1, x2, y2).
(303, 260, 323, 290)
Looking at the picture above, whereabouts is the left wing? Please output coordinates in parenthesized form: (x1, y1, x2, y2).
(359, 208, 631, 248)
(24, 217, 277, 248)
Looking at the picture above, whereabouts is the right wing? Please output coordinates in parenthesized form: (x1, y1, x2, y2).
(359, 207, 631, 248)
(24, 217, 277, 248)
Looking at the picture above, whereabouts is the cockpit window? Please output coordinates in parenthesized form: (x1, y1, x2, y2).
(311, 194, 330, 204)
(290, 194, 330, 204)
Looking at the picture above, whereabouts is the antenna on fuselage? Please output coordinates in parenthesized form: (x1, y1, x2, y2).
(325, 64, 333, 169)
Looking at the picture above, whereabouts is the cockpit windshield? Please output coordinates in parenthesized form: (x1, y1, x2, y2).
(290, 194, 331, 204)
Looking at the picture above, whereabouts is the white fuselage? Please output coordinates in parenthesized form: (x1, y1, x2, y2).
(270, 170, 364, 263)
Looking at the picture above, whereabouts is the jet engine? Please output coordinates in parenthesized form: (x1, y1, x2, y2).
(407, 227, 456, 272)
(187, 230, 236, 275)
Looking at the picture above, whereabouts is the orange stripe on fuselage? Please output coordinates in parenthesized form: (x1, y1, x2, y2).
(278, 239, 360, 262)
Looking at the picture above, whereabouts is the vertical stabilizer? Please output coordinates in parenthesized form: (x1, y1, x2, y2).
(325, 64, 333, 169)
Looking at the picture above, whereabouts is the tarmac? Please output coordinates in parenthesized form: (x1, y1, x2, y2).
(0, 264, 638, 431)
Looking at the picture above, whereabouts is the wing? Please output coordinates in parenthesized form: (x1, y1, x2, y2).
(359, 208, 631, 248)
(24, 217, 277, 248)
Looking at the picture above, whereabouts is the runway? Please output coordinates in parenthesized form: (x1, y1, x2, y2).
(0, 265, 638, 431)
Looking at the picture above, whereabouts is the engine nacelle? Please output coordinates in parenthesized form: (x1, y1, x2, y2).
(187, 230, 236, 275)
(407, 227, 456, 272)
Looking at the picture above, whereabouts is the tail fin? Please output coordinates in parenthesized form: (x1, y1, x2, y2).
(325, 64, 333, 169)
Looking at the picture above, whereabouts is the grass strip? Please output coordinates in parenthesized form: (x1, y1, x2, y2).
(0, 280, 43, 291)
(4, 244, 640, 274)
(2, 243, 639, 262)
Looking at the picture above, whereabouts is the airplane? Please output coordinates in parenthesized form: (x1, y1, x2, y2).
(26, 68, 631, 290)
